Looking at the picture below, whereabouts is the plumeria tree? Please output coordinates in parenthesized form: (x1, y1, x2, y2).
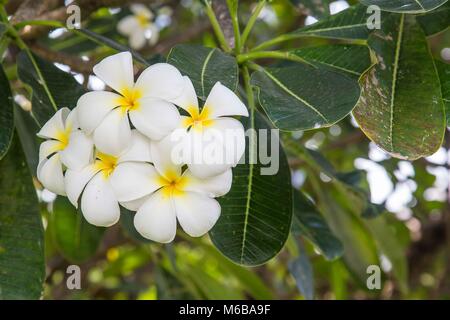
(0, 0, 449, 300)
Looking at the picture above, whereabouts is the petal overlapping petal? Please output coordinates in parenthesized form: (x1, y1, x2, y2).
(37, 154, 66, 195)
(59, 131, 94, 170)
(204, 82, 248, 119)
(93, 52, 134, 94)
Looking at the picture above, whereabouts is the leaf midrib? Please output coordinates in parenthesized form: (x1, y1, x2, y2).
(200, 48, 215, 98)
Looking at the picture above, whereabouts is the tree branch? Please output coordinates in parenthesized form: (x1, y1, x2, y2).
(211, 0, 234, 49)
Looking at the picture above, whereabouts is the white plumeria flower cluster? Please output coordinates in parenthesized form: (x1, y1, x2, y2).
(37, 52, 248, 243)
(117, 4, 160, 50)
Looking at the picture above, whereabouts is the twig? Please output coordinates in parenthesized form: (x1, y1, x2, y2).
(211, 0, 234, 49)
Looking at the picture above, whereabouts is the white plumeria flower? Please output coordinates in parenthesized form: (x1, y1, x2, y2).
(117, 4, 159, 50)
(113, 137, 232, 243)
(64, 130, 152, 227)
(37, 108, 93, 196)
(76, 51, 185, 156)
(154, 77, 249, 179)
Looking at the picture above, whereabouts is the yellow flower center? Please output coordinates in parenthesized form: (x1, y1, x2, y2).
(53, 124, 72, 151)
(136, 12, 150, 27)
(183, 106, 215, 131)
(117, 87, 142, 113)
(94, 152, 118, 179)
(158, 171, 189, 199)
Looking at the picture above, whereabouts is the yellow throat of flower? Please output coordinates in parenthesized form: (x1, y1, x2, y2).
(53, 124, 72, 151)
(135, 13, 150, 27)
(158, 171, 189, 199)
(95, 152, 118, 179)
(184, 106, 214, 131)
(117, 87, 142, 113)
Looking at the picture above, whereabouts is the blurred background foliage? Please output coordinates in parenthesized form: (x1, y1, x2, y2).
(1, 0, 449, 300)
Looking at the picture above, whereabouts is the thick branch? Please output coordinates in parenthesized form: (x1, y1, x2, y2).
(211, 0, 234, 49)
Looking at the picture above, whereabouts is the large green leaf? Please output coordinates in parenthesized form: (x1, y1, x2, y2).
(353, 14, 445, 160)
(49, 197, 104, 263)
(17, 51, 86, 126)
(290, 44, 373, 79)
(360, 0, 448, 13)
(435, 60, 450, 126)
(0, 64, 13, 160)
(167, 44, 239, 100)
(288, 241, 314, 299)
(292, 4, 383, 40)
(0, 137, 45, 299)
(251, 63, 360, 131)
(292, 190, 344, 260)
(290, 0, 330, 18)
(13, 105, 40, 174)
(417, 2, 450, 35)
(209, 111, 293, 266)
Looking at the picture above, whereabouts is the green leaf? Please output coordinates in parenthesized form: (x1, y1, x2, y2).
(435, 60, 450, 126)
(209, 111, 293, 266)
(13, 105, 40, 174)
(17, 51, 86, 126)
(292, 4, 383, 40)
(49, 197, 104, 263)
(251, 63, 360, 131)
(290, 0, 330, 18)
(353, 14, 445, 160)
(0, 137, 45, 299)
(0, 63, 13, 160)
(360, 0, 448, 13)
(288, 241, 314, 299)
(167, 44, 239, 100)
(290, 44, 373, 78)
(292, 190, 344, 260)
(417, 2, 450, 35)
(75, 28, 149, 66)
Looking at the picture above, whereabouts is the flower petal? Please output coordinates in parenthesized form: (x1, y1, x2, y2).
(120, 194, 150, 211)
(110, 162, 163, 202)
(129, 97, 180, 141)
(170, 76, 199, 115)
(186, 118, 246, 178)
(134, 63, 185, 101)
(204, 82, 248, 119)
(130, 4, 153, 18)
(65, 108, 79, 130)
(129, 30, 147, 50)
(183, 168, 232, 197)
(174, 191, 220, 237)
(118, 130, 152, 163)
(134, 189, 177, 243)
(76, 91, 121, 134)
(147, 24, 159, 46)
(117, 16, 139, 35)
(93, 52, 134, 94)
(65, 165, 100, 208)
(37, 154, 66, 196)
(81, 174, 120, 227)
(150, 132, 185, 179)
(39, 140, 64, 163)
(37, 108, 70, 139)
(59, 131, 94, 170)
(93, 108, 132, 156)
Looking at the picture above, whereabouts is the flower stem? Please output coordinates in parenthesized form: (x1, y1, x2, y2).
(204, 1, 232, 52)
(226, 0, 241, 53)
(252, 33, 300, 51)
(240, 0, 266, 50)
(237, 50, 310, 65)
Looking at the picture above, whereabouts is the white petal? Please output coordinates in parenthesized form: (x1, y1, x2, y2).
(174, 192, 220, 237)
(134, 189, 177, 243)
(183, 169, 232, 197)
(204, 82, 248, 119)
(147, 24, 159, 46)
(59, 131, 94, 170)
(81, 174, 120, 227)
(37, 108, 70, 139)
(129, 98, 180, 141)
(93, 52, 134, 94)
(64, 165, 100, 208)
(39, 140, 63, 163)
(186, 118, 246, 178)
(134, 63, 185, 101)
(93, 108, 132, 156)
(76, 91, 121, 134)
(37, 154, 66, 196)
(65, 108, 79, 130)
(129, 30, 147, 50)
(110, 162, 163, 202)
(150, 132, 185, 179)
(131, 4, 153, 18)
(118, 130, 151, 163)
(170, 76, 198, 114)
(120, 194, 150, 211)
(118, 16, 139, 35)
